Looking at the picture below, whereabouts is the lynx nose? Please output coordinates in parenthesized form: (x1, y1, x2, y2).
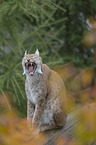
(27, 59, 30, 62)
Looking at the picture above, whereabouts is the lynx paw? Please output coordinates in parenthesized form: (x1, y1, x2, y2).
(33, 128, 40, 135)
(32, 123, 40, 134)
(40, 125, 56, 131)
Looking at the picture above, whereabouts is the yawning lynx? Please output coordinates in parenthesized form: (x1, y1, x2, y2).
(22, 49, 67, 132)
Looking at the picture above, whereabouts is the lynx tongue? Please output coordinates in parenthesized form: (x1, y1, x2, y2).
(29, 66, 34, 75)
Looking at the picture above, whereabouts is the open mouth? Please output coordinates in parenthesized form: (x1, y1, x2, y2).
(25, 62, 37, 75)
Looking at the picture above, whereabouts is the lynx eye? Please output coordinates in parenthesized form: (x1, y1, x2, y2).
(25, 62, 37, 75)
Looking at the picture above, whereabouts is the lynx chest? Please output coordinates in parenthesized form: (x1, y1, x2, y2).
(25, 74, 47, 104)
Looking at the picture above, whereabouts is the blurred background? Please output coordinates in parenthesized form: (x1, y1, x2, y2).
(0, 0, 96, 144)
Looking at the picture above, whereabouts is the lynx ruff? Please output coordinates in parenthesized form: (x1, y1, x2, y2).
(22, 49, 67, 131)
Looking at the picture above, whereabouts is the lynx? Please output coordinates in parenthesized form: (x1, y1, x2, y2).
(22, 49, 67, 132)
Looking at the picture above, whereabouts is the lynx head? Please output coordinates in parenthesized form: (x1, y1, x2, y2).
(22, 49, 43, 76)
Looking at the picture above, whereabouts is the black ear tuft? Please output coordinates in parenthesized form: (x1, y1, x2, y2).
(24, 48, 29, 56)
(36, 45, 38, 50)
(26, 48, 29, 54)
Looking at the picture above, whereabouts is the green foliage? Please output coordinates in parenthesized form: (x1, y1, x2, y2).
(0, 0, 96, 116)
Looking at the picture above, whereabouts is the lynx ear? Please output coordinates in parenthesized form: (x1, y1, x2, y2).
(35, 49, 39, 56)
(24, 48, 29, 56)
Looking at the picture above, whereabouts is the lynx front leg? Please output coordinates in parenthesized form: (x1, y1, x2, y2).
(32, 99, 45, 128)
(27, 99, 35, 127)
